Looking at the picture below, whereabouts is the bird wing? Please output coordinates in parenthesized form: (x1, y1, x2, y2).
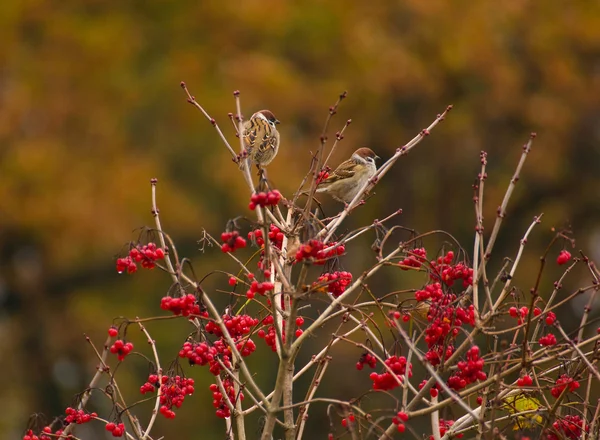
(320, 159, 356, 185)
(242, 119, 260, 151)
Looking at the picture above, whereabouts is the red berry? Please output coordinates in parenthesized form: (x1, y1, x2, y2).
(108, 327, 118, 337)
(557, 250, 571, 265)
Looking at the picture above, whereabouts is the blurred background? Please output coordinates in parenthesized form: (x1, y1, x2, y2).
(2, 0, 600, 438)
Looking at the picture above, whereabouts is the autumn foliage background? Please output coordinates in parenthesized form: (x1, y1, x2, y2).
(2, 1, 600, 438)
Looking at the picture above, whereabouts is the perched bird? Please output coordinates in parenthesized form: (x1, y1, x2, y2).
(316, 147, 379, 203)
(240, 110, 280, 170)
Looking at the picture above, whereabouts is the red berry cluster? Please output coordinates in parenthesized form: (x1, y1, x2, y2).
(160, 294, 203, 317)
(545, 311, 557, 325)
(248, 224, 284, 269)
(315, 271, 353, 297)
(150, 375, 195, 419)
(392, 411, 409, 433)
(210, 378, 244, 418)
(205, 314, 259, 338)
(65, 406, 97, 424)
(221, 231, 247, 253)
(23, 427, 64, 440)
(369, 355, 413, 390)
(245, 280, 275, 299)
(415, 282, 443, 302)
(257, 315, 284, 352)
(109, 340, 134, 361)
(557, 250, 572, 265)
(341, 413, 355, 428)
(423, 290, 475, 366)
(509, 306, 541, 325)
(116, 242, 165, 274)
(356, 352, 377, 370)
(430, 251, 473, 288)
(316, 167, 331, 185)
(551, 374, 580, 398)
(105, 422, 126, 437)
(295, 240, 345, 264)
(249, 190, 282, 210)
(539, 333, 557, 346)
(517, 375, 533, 387)
(546, 415, 588, 440)
(399, 247, 427, 270)
(248, 225, 284, 249)
(179, 341, 217, 366)
(447, 346, 487, 390)
(429, 419, 463, 440)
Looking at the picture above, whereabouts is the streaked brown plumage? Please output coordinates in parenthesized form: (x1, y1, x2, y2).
(316, 147, 379, 203)
(240, 109, 280, 170)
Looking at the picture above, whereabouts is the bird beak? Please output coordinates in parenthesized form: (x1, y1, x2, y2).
(375, 155, 380, 160)
(275, 119, 281, 125)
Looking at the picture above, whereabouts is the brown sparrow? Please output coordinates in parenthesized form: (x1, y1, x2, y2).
(316, 147, 379, 203)
(240, 110, 280, 170)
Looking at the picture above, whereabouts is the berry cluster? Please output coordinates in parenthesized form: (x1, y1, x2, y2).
(150, 375, 196, 419)
(509, 306, 541, 325)
(399, 247, 427, 270)
(23, 427, 64, 440)
(160, 294, 202, 317)
(539, 333, 557, 346)
(517, 375, 533, 387)
(205, 314, 259, 338)
(341, 413, 355, 428)
(315, 168, 330, 185)
(220, 231, 247, 253)
(356, 352, 377, 370)
(105, 422, 126, 437)
(248, 225, 284, 249)
(315, 271, 353, 297)
(248, 224, 284, 270)
(546, 415, 588, 440)
(64, 406, 97, 424)
(429, 419, 463, 440)
(109, 340, 134, 361)
(294, 316, 304, 338)
(557, 250, 572, 265)
(430, 251, 473, 288)
(178, 341, 217, 366)
(257, 315, 283, 352)
(423, 291, 475, 366)
(545, 311, 557, 325)
(210, 378, 244, 418)
(116, 242, 166, 274)
(392, 411, 409, 433)
(245, 280, 275, 299)
(447, 345, 487, 390)
(369, 355, 413, 390)
(249, 190, 282, 210)
(295, 240, 345, 264)
(551, 374, 580, 398)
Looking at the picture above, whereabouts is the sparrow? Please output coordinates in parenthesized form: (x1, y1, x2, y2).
(240, 110, 281, 170)
(316, 147, 379, 203)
